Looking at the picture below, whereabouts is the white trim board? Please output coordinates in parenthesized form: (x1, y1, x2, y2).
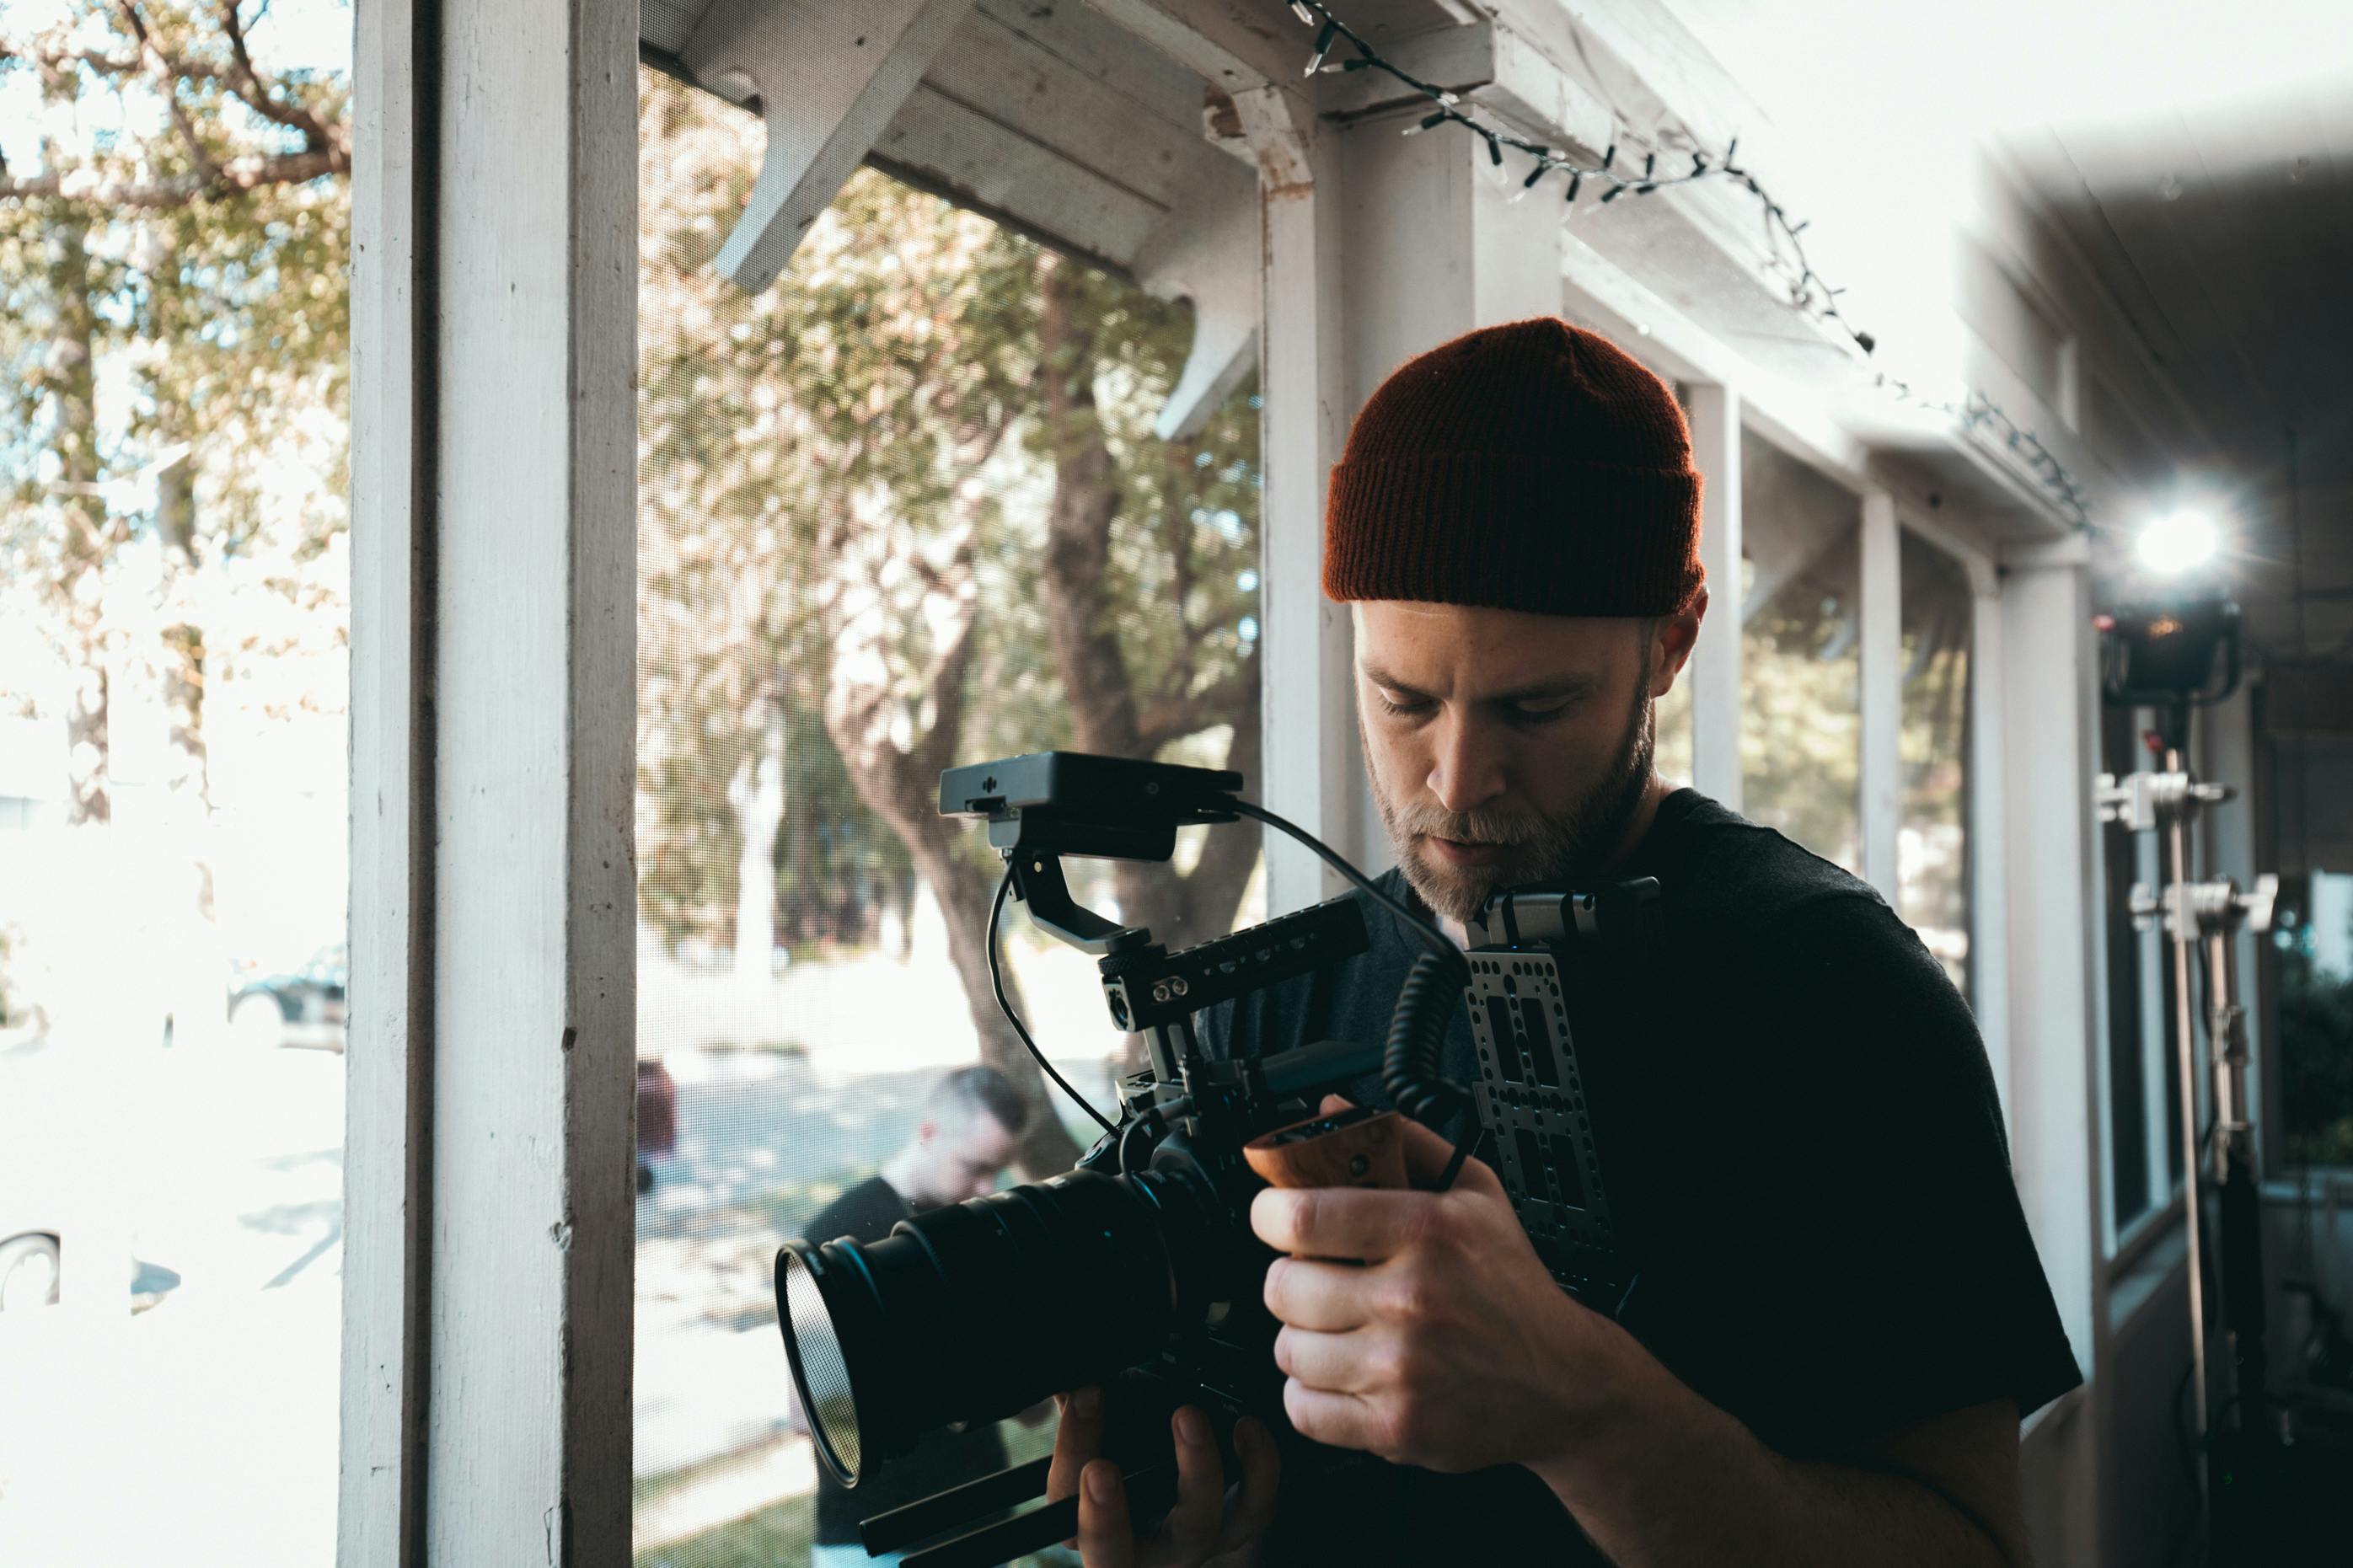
(345, 0, 640, 1560)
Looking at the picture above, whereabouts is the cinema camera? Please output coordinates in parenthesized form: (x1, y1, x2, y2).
(773, 752, 1658, 1567)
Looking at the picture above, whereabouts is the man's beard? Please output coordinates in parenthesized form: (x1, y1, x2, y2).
(1368, 679, 1656, 925)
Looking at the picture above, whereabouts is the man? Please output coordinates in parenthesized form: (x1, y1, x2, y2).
(1044, 318, 2081, 1565)
(800, 1064, 1037, 1568)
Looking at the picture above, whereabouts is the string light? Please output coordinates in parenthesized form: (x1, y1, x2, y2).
(1280, 0, 2093, 530)
(1305, 21, 1338, 76)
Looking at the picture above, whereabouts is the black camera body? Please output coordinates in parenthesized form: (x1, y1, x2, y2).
(774, 752, 1654, 1567)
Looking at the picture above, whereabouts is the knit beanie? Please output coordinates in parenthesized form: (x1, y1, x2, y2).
(1323, 318, 1704, 618)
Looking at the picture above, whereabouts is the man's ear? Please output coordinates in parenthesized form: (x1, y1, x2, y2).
(1651, 587, 1707, 697)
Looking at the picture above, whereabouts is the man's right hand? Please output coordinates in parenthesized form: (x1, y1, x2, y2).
(1044, 1387, 1280, 1568)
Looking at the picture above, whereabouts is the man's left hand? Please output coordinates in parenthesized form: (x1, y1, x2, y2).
(1250, 1096, 1636, 1474)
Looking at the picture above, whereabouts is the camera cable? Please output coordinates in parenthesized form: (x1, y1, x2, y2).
(989, 862, 1118, 1135)
(1227, 798, 1462, 967)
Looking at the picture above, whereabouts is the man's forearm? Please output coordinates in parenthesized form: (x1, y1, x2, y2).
(1524, 1344, 2018, 1568)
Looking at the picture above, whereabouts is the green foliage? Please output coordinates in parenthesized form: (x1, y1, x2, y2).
(638, 80, 1045, 950)
(2281, 940, 2353, 1168)
(1740, 581, 1863, 873)
(635, 72, 1259, 954)
(633, 1421, 1063, 1568)
(0, 2, 353, 790)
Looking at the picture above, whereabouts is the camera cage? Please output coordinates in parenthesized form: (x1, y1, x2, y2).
(943, 752, 1657, 1315)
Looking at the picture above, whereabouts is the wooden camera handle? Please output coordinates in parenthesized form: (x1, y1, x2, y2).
(1242, 1105, 1409, 1191)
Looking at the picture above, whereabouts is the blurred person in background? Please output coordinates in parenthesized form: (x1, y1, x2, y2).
(795, 1064, 1042, 1568)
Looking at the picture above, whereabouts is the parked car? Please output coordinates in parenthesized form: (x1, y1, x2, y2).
(637, 1057, 677, 1193)
(228, 944, 348, 1052)
(0, 1055, 181, 1312)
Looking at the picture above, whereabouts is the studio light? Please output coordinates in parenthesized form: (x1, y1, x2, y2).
(2137, 509, 2220, 577)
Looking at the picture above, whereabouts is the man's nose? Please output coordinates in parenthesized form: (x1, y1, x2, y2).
(1426, 713, 1508, 816)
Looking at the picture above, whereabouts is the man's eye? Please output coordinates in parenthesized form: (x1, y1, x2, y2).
(1506, 700, 1573, 723)
(1375, 693, 1432, 717)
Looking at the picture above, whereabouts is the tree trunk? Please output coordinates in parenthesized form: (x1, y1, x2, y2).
(729, 694, 785, 986)
(1037, 258, 1144, 762)
(819, 510, 1085, 1179)
(46, 199, 110, 826)
(1035, 256, 1262, 957)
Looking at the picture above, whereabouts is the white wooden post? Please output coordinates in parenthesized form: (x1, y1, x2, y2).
(343, 0, 431, 1553)
(1685, 383, 1742, 809)
(1244, 100, 1574, 904)
(1998, 543, 2108, 1564)
(1967, 565, 2014, 1126)
(345, 0, 639, 1562)
(1859, 492, 1901, 902)
(1316, 122, 1573, 876)
(1238, 84, 1358, 912)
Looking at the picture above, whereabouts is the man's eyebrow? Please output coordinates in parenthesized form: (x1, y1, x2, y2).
(1359, 662, 1433, 698)
(1359, 665, 1602, 704)
(1486, 674, 1602, 704)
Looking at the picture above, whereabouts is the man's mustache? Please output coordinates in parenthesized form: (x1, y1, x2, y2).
(1393, 805, 1554, 848)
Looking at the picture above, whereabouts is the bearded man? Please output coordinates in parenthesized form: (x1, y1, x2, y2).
(1043, 318, 2081, 1566)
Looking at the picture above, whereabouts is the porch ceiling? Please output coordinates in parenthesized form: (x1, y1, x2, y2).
(641, 0, 1470, 278)
(2005, 95, 2353, 666)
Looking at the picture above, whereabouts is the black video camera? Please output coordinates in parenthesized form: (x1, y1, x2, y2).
(773, 752, 1656, 1567)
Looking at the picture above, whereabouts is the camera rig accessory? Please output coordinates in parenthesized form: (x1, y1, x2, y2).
(1464, 882, 1660, 1317)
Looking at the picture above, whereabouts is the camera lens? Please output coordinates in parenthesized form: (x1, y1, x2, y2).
(775, 1166, 1214, 1485)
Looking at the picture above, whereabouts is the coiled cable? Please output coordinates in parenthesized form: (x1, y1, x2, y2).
(1383, 946, 1468, 1126)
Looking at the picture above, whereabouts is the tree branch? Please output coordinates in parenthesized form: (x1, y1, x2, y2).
(1134, 659, 1260, 757)
(217, 0, 340, 155)
(118, 3, 222, 188)
(919, 534, 983, 783)
(0, 45, 225, 81)
(0, 144, 344, 206)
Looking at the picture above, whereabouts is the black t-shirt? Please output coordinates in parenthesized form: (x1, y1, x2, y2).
(1199, 788, 2082, 1564)
(804, 1175, 1013, 1548)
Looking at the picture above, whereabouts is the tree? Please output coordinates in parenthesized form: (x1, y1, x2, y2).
(1034, 254, 1262, 957)
(1, 2, 351, 827)
(635, 75, 1266, 1173)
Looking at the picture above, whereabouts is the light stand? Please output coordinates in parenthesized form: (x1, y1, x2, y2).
(2094, 591, 2278, 1562)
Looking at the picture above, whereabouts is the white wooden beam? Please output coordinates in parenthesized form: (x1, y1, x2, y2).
(872, 83, 1171, 265)
(1080, 0, 1298, 94)
(1686, 383, 1743, 811)
(1133, 174, 1261, 441)
(683, 0, 978, 291)
(343, 0, 432, 1555)
(1969, 575, 2014, 1126)
(1325, 110, 1574, 875)
(1236, 81, 1358, 910)
(1860, 491, 1902, 902)
(347, 0, 639, 1560)
(1317, 19, 1499, 120)
(1999, 554, 2110, 1560)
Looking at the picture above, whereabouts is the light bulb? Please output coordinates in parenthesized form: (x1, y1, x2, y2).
(2136, 511, 2219, 576)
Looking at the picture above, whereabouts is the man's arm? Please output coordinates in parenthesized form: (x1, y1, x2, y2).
(1255, 1102, 2033, 1568)
(1526, 1354, 2026, 1568)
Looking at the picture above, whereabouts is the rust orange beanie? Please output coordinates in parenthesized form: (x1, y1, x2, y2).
(1322, 318, 1705, 618)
